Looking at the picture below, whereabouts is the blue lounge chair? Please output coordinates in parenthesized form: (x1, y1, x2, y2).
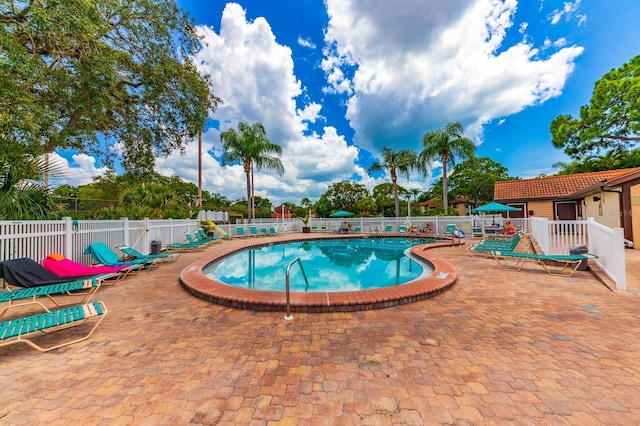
(236, 227, 249, 237)
(491, 250, 597, 276)
(185, 231, 214, 247)
(268, 227, 278, 236)
(84, 243, 157, 268)
(196, 228, 220, 243)
(467, 234, 522, 257)
(0, 301, 107, 352)
(383, 225, 393, 233)
(260, 227, 269, 236)
(116, 245, 180, 263)
(1, 276, 103, 317)
(249, 226, 262, 237)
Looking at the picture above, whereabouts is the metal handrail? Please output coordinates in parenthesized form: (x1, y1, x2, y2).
(284, 257, 308, 320)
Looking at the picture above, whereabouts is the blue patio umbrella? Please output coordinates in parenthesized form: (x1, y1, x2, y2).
(471, 201, 519, 214)
(471, 201, 519, 225)
(328, 210, 354, 218)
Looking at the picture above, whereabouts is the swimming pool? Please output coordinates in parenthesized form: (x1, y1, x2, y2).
(180, 235, 460, 313)
(204, 238, 435, 292)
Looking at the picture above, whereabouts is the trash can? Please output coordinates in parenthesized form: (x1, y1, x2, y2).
(569, 244, 589, 271)
(151, 240, 162, 255)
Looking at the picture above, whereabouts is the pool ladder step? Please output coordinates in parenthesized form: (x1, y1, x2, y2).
(284, 258, 308, 320)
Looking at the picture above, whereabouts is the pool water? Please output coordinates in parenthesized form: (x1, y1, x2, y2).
(204, 238, 435, 292)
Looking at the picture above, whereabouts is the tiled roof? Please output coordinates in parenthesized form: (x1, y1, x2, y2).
(494, 167, 640, 201)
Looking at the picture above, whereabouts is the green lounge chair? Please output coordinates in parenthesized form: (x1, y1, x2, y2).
(116, 245, 180, 263)
(185, 231, 214, 246)
(196, 228, 220, 243)
(0, 301, 107, 352)
(84, 242, 158, 268)
(249, 226, 263, 237)
(491, 250, 597, 276)
(236, 227, 249, 237)
(0, 277, 103, 317)
(467, 234, 521, 257)
(260, 227, 269, 236)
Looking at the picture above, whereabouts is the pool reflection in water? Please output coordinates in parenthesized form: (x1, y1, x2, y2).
(204, 238, 435, 292)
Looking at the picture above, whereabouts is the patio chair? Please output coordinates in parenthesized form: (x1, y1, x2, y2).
(260, 227, 269, 236)
(1, 276, 103, 317)
(196, 228, 221, 243)
(268, 227, 278, 235)
(84, 242, 158, 269)
(352, 226, 362, 233)
(0, 300, 108, 352)
(383, 225, 394, 233)
(42, 254, 135, 281)
(1, 257, 113, 289)
(185, 231, 215, 247)
(397, 225, 407, 233)
(115, 245, 180, 263)
(467, 234, 522, 257)
(249, 226, 263, 237)
(235, 227, 250, 238)
(490, 250, 597, 276)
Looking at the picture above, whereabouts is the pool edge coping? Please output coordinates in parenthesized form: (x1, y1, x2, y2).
(179, 235, 461, 313)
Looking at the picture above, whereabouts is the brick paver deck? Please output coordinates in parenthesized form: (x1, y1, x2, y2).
(1, 234, 639, 425)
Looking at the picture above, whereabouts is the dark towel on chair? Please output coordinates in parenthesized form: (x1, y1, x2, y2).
(0, 258, 83, 288)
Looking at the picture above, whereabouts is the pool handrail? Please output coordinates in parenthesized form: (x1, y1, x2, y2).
(284, 257, 309, 320)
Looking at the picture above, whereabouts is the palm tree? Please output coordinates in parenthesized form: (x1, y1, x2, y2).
(220, 122, 284, 222)
(418, 122, 476, 213)
(0, 155, 62, 219)
(368, 146, 417, 217)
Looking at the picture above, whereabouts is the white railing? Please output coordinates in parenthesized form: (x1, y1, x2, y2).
(0, 215, 523, 263)
(531, 217, 627, 290)
(0, 217, 200, 266)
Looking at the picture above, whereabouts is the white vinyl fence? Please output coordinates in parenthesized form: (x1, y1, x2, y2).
(0, 217, 200, 266)
(531, 217, 627, 290)
(1, 215, 627, 290)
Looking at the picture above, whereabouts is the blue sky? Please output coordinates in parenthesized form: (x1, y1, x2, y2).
(53, 0, 640, 205)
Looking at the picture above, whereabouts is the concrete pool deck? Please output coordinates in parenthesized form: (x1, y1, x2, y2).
(1, 233, 640, 424)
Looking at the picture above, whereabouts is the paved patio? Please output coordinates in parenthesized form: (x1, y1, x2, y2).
(1, 234, 639, 425)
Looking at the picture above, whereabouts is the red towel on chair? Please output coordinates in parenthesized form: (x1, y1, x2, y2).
(43, 256, 127, 277)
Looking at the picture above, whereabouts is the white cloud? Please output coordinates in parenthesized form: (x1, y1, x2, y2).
(297, 36, 316, 49)
(548, 0, 584, 25)
(163, 3, 363, 205)
(47, 152, 108, 187)
(324, 0, 584, 153)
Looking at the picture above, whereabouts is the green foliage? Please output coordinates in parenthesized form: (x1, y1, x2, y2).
(419, 122, 476, 213)
(315, 180, 369, 216)
(1, 0, 220, 172)
(551, 55, 640, 159)
(553, 147, 640, 174)
(447, 157, 512, 206)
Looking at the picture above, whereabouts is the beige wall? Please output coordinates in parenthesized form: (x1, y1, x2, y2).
(528, 200, 554, 219)
(632, 183, 640, 247)
(584, 190, 621, 229)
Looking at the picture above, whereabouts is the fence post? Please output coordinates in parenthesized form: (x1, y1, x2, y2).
(64, 217, 73, 258)
(121, 217, 129, 247)
(613, 227, 627, 291)
(144, 218, 151, 254)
